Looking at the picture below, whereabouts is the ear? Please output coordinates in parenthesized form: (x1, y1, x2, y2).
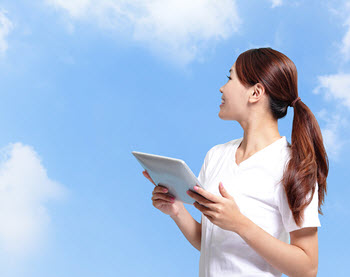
(249, 83, 265, 104)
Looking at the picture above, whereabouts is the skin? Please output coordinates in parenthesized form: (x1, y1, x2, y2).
(187, 62, 319, 277)
(144, 62, 318, 277)
(145, 170, 202, 251)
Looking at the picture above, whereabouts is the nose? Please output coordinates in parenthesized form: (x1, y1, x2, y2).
(220, 86, 224, 94)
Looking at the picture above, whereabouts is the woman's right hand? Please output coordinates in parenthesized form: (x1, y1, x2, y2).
(142, 170, 184, 217)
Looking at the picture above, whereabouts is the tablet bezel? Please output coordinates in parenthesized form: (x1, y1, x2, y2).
(132, 151, 205, 205)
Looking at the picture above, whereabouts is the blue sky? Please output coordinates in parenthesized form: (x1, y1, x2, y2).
(0, 0, 349, 276)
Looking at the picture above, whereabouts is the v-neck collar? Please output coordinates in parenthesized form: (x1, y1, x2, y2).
(232, 136, 287, 169)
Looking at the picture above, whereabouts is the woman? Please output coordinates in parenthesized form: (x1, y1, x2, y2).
(143, 47, 328, 277)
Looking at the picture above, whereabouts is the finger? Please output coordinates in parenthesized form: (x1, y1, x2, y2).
(142, 171, 150, 178)
(142, 170, 148, 177)
(152, 189, 165, 196)
(187, 190, 215, 206)
(155, 185, 168, 193)
(193, 195, 223, 213)
(143, 171, 156, 185)
(153, 199, 173, 208)
(192, 185, 219, 203)
(204, 213, 214, 222)
(143, 173, 153, 183)
(152, 193, 175, 203)
(144, 170, 152, 180)
(194, 201, 215, 217)
(142, 170, 151, 179)
(152, 187, 169, 197)
(152, 187, 170, 196)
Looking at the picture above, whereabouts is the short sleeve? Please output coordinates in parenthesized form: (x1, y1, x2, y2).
(275, 182, 321, 233)
(197, 147, 213, 189)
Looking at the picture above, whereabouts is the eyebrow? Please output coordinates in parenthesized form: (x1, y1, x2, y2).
(229, 69, 232, 73)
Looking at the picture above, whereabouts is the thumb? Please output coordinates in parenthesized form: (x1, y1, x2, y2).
(219, 182, 232, 199)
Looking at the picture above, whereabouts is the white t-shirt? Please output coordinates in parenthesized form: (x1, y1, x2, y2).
(197, 136, 321, 277)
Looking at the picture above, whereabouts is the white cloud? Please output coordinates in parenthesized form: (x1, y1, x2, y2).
(338, 2, 350, 61)
(270, 0, 283, 8)
(46, 0, 242, 66)
(312, 70, 350, 162)
(316, 108, 349, 161)
(313, 72, 350, 109)
(310, 1, 350, 162)
(327, 1, 350, 62)
(48, 0, 90, 18)
(0, 143, 67, 256)
(0, 9, 13, 55)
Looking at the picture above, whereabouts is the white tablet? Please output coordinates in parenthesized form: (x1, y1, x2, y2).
(132, 151, 205, 205)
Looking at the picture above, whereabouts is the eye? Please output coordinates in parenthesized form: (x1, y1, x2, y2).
(226, 75, 232, 80)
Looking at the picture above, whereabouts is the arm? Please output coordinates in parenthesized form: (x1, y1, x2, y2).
(144, 170, 202, 251)
(187, 182, 319, 276)
(170, 205, 202, 251)
(238, 217, 318, 277)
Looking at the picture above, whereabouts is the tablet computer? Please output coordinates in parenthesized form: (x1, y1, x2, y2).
(132, 151, 205, 205)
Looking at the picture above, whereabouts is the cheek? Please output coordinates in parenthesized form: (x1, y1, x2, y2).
(223, 100, 244, 118)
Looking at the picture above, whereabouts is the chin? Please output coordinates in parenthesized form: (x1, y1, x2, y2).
(218, 110, 234, 121)
(218, 111, 227, 120)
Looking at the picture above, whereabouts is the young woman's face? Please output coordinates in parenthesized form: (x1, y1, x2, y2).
(218, 62, 250, 121)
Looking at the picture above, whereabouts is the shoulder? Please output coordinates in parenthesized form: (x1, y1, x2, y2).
(205, 137, 242, 161)
(263, 137, 292, 185)
(271, 136, 292, 166)
(280, 138, 292, 168)
(209, 137, 241, 154)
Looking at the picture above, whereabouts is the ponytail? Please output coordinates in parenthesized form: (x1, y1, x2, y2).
(235, 47, 329, 226)
(281, 99, 329, 226)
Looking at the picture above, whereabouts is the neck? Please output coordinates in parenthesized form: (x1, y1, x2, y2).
(237, 116, 281, 157)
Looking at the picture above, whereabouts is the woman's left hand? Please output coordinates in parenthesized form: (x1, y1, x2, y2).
(187, 182, 246, 233)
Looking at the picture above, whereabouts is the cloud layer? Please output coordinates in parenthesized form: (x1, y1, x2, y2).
(338, 2, 350, 62)
(313, 73, 350, 108)
(310, 1, 350, 160)
(316, 108, 349, 160)
(46, 0, 242, 66)
(0, 9, 13, 55)
(0, 143, 66, 256)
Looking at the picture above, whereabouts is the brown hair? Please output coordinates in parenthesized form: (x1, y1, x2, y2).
(235, 47, 329, 226)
